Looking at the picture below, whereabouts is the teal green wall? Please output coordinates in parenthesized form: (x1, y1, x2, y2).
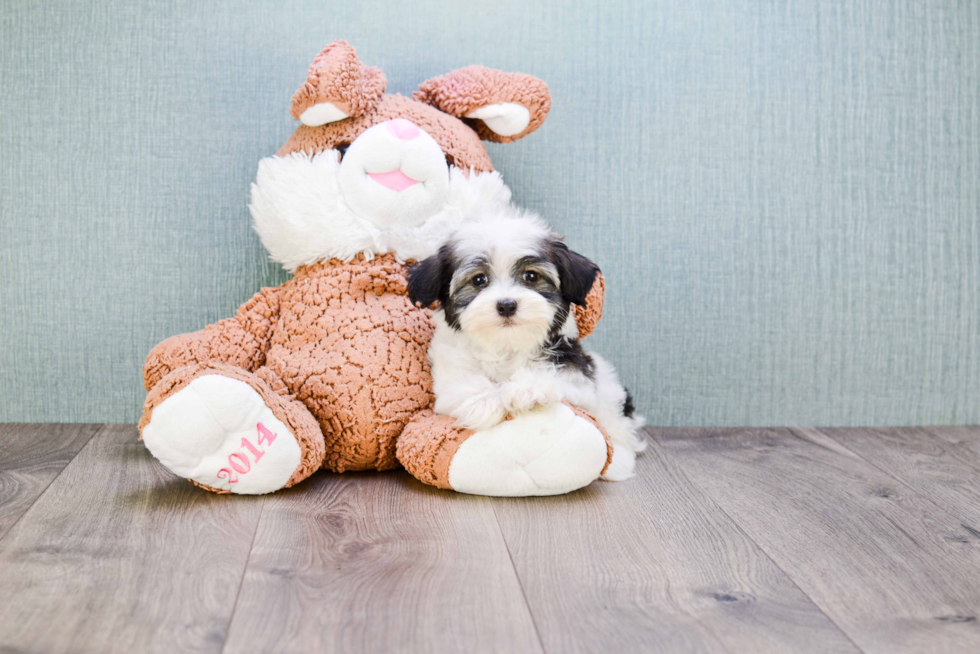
(1, 0, 978, 425)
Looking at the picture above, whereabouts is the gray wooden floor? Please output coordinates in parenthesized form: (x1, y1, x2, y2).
(1, 424, 979, 653)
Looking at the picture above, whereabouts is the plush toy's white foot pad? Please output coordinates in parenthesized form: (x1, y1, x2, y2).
(142, 374, 302, 494)
(447, 403, 608, 497)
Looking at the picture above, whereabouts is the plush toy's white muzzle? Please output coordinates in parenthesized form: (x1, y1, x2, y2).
(338, 120, 451, 228)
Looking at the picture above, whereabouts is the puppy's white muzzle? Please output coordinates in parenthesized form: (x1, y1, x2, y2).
(460, 284, 557, 353)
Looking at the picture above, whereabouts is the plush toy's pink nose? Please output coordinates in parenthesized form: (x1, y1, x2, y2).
(387, 118, 420, 140)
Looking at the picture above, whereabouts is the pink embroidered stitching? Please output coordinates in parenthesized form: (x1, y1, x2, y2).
(216, 422, 278, 484)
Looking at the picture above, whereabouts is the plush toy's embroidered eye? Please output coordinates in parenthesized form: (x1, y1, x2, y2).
(522, 270, 539, 284)
(472, 274, 488, 288)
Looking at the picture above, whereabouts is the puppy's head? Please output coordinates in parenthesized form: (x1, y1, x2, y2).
(408, 212, 599, 353)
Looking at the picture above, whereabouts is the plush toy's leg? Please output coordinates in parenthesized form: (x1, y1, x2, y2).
(397, 403, 612, 497)
(139, 362, 325, 494)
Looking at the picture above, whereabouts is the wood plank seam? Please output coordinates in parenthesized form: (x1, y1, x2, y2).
(0, 425, 269, 653)
(645, 429, 869, 654)
(220, 497, 267, 654)
(220, 472, 544, 653)
(489, 499, 547, 653)
(812, 426, 980, 541)
(655, 426, 980, 652)
(810, 427, 975, 523)
(0, 423, 105, 544)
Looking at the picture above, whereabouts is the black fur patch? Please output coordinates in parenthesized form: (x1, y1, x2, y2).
(546, 303, 571, 342)
(407, 245, 479, 330)
(407, 245, 454, 310)
(549, 241, 600, 306)
(514, 240, 600, 341)
(622, 390, 635, 418)
(408, 245, 452, 309)
(545, 335, 595, 380)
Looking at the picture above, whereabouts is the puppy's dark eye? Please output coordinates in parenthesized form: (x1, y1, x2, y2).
(472, 274, 488, 288)
(522, 270, 539, 284)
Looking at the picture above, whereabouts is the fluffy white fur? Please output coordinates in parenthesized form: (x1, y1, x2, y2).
(250, 150, 511, 271)
(426, 212, 646, 480)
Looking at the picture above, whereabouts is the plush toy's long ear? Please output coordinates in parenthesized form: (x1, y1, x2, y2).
(290, 41, 386, 126)
(572, 273, 605, 339)
(413, 66, 551, 143)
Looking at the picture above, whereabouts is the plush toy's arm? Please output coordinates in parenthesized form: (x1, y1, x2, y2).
(572, 272, 605, 339)
(143, 287, 281, 391)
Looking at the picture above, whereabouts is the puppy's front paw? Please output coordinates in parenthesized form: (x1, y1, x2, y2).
(456, 408, 508, 432)
(451, 396, 509, 432)
(501, 380, 562, 414)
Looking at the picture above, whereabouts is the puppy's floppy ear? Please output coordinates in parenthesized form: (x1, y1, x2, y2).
(551, 241, 600, 306)
(407, 246, 451, 308)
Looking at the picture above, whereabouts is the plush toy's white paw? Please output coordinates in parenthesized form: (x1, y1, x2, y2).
(447, 403, 608, 497)
(142, 374, 302, 494)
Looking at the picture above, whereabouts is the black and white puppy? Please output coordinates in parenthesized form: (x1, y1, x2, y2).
(408, 209, 645, 480)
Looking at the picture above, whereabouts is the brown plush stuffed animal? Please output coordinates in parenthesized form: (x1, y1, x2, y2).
(139, 42, 608, 496)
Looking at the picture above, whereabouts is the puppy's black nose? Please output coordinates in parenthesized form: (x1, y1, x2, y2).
(496, 299, 518, 317)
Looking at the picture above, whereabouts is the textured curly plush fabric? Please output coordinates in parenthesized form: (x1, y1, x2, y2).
(396, 402, 613, 490)
(140, 42, 608, 494)
(143, 288, 281, 391)
(414, 66, 552, 143)
(573, 272, 605, 339)
(289, 40, 387, 120)
(279, 94, 495, 173)
(142, 251, 605, 485)
(396, 409, 472, 489)
(139, 361, 326, 492)
(143, 254, 435, 474)
(278, 42, 552, 170)
(278, 255, 434, 472)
